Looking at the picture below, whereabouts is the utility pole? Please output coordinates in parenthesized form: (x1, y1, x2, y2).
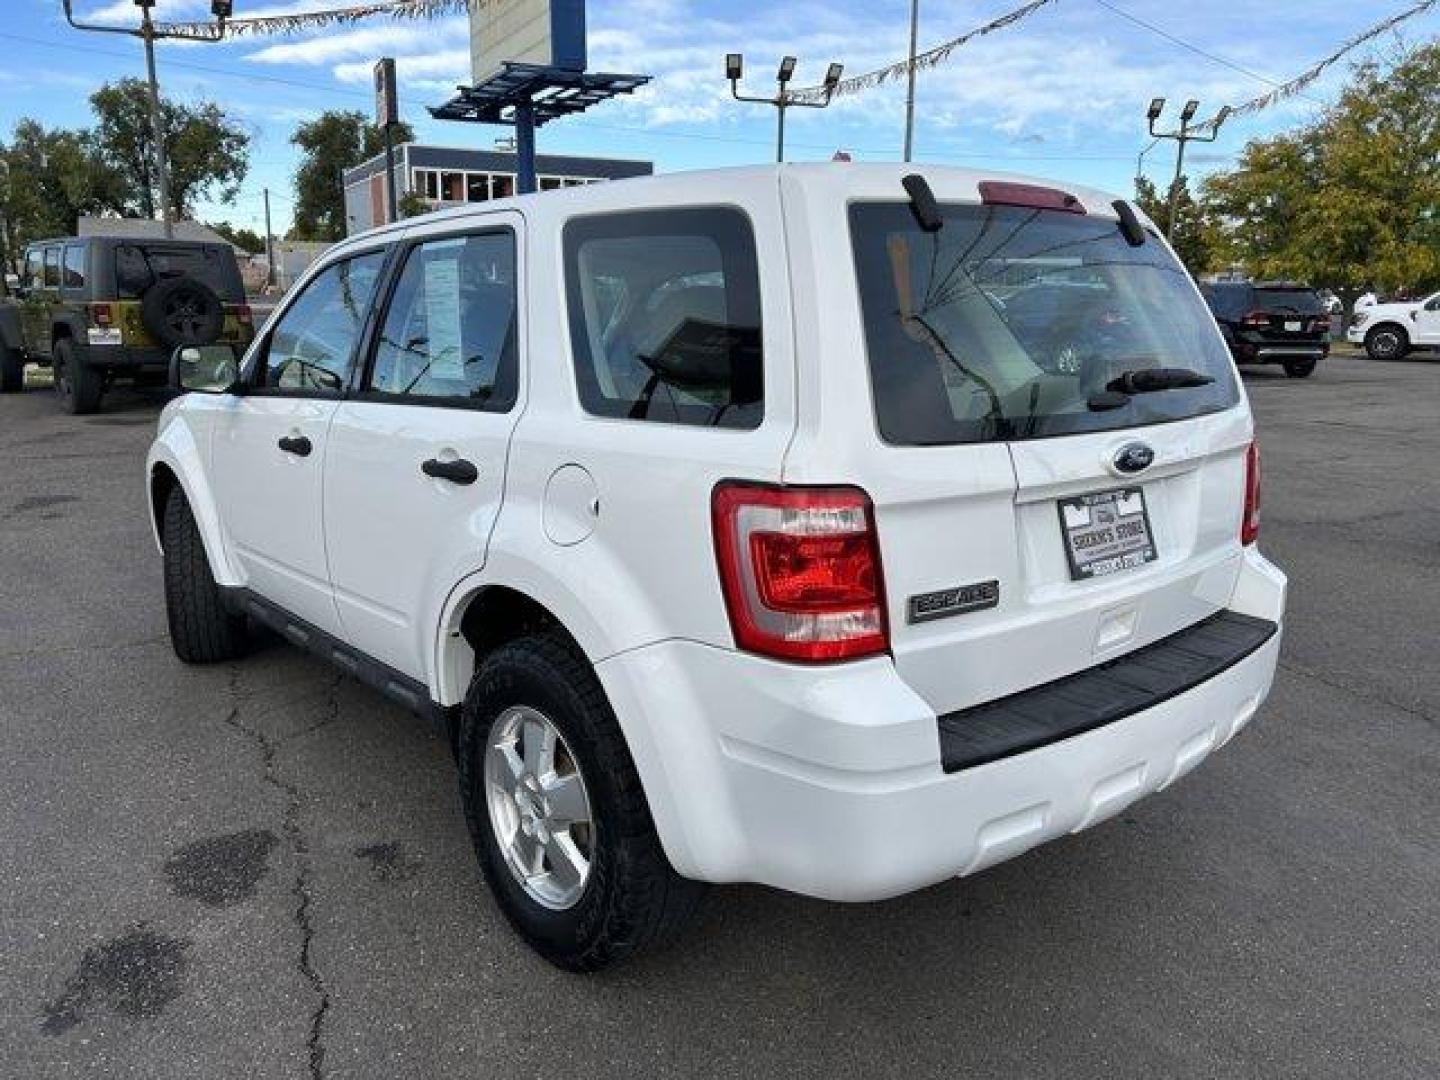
(1146, 97, 1231, 237)
(61, 1, 231, 240)
(902, 0, 920, 162)
(726, 54, 845, 163)
(262, 187, 275, 289)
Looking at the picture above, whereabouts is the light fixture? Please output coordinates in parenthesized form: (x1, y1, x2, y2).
(824, 62, 844, 89)
(211, 0, 233, 16)
(1147, 97, 1166, 122)
(777, 56, 797, 84)
(1213, 105, 1234, 128)
(725, 53, 743, 81)
(1180, 99, 1200, 122)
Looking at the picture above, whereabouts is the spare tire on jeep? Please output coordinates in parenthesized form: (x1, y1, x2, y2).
(141, 276, 225, 349)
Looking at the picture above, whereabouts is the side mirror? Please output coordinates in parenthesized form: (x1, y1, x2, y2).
(171, 344, 240, 394)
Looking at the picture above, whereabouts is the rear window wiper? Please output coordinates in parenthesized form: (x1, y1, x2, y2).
(1106, 367, 1214, 394)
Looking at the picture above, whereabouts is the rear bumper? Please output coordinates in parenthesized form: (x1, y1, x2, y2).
(79, 344, 171, 371)
(598, 549, 1286, 901)
(1228, 339, 1329, 364)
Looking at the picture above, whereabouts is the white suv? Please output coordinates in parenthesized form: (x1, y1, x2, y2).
(147, 166, 1286, 970)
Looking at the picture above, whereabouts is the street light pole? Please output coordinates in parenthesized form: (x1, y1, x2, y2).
(61, 1, 230, 238)
(727, 54, 844, 164)
(902, 0, 920, 162)
(1146, 97, 1231, 237)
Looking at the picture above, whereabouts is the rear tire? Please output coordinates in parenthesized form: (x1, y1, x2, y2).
(1283, 359, 1317, 378)
(0, 344, 23, 393)
(54, 337, 104, 415)
(162, 487, 248, 663)
(1365, 325, 1409, 361)
(457, 634, 705, 972)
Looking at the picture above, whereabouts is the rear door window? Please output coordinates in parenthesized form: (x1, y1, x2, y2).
(368, 231, 518, 410)
(563, 207, 763, 429)
(850, 202, 1239, 446)
(42, 248, 60, 289)
(63, 245, 86, 290)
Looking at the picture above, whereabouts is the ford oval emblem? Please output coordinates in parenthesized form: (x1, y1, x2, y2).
(1113, 442, 1155, 474)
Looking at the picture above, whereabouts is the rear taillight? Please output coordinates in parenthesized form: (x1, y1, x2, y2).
(1241, 310, 1271, 329)
(712, 483, 889, 662)
(236, 304, 254, 325)
(1241, 442, 1261, 546)
(89, 302, 114, 327)
(1311, 315, 1331, 333)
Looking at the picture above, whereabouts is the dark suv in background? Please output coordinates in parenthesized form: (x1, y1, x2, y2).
(0, 236, 254, 414)
(1200, 281, 1330, 379)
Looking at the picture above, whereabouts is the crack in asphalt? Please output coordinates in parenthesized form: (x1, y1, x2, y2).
(1278, 659, 1439, 732)
(223, 666, 344, 1080)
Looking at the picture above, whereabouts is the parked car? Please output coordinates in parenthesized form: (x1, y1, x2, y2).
(1199, 281, 1330, 378)
(146, 166, 1286, 970)
(0, 236, 254, 413)
(1347, 291, 1440, 360)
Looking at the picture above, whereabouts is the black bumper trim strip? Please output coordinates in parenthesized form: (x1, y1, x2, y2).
(937, 610, 1278, 773)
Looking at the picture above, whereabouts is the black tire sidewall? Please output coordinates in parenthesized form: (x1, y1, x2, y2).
(54, 338, 102, 414)
(1366, 326, 1407, 360)
(1284, 359, 1316, 378)
(458, 641, 631, 964)
(142, 277, 225, 349)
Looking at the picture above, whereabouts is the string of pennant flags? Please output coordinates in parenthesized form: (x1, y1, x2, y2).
(1191, 0, 1438, 132)
(155, 0, 1438, 128)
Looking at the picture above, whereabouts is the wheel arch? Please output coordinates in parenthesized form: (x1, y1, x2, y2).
(1366, 321, 1410, 346)
(146, 429, 241, 585)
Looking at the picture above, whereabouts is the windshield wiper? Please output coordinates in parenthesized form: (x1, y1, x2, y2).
(1106, 367, 1214, 395)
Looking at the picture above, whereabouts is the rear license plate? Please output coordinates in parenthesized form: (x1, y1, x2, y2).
(1058, 488, 1158, 580)
(1284, 320, 1302, 332)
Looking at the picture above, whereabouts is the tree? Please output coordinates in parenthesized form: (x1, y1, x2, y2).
(1134, 174, 1223, 276)
(290, 111, 414, 241)
(207, 221, 265, 253)
(398, 190, 431, 220)
(1, 120, 117, 269)
(88, 79, 250, 220)
(1202, 43, 1440, 313)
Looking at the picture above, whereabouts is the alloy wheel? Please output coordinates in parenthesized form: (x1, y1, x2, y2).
(483, 705, 595, 910)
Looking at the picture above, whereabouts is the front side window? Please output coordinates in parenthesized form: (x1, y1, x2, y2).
(368, 232, 517, 409)
(259, 251, 386, 393)
(563, 207, 763, 429)
(850, 202, 1240, 446)
(63, 245, 86, 289)
(42, 248, 60, 288)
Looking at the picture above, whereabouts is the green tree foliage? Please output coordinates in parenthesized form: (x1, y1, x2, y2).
(1203, 43, 1440, 308)
(89, 79, 250, 220)
(208, 221, 266, 253)
(1134, 174, 1223, 276)
(0, 121, 116, 269)
(290, 111, 414, 241)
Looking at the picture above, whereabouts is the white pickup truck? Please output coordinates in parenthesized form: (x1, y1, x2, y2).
(1348, 292, 1440, 359)
(147, 165, 1286, 970)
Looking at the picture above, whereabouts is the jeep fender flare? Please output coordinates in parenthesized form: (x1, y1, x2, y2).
(146, 420, 241, 586)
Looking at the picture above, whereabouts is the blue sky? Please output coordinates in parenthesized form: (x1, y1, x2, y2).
(4, 0, 1436, 234)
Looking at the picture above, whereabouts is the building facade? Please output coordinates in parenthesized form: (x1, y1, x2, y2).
(342, 143, 653, 235)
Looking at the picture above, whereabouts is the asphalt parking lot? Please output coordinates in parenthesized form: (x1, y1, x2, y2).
(3, 352, 1438, 1079)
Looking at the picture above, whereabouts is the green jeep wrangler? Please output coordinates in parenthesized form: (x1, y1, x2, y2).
(0, 236, 255, 414)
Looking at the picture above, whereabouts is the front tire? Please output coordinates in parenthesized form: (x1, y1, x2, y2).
(1365, 325, 1409, 361)
(457, 634, 704, 971)
(0, 344, 23, 393)
(54, 337, 104, 414)
(162, 488, 248, 663)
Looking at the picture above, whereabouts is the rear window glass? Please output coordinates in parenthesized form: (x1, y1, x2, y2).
(563, 207, 763, 429)
(850, 202, 1239, 446)
(1251, 287, 1322, 314)
(1200, 283, 1251, 319)
(114, 244, 240, 301)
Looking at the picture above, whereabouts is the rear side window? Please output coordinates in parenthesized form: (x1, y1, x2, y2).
(369, 232, 517, 410)
(850, 202, 1239, 446)
(563, 207, 763, 429)
(259, 251, 386, 393)
(43, 248, 60, 288)
(63, 245, 86, 290)
(1201, 284, 1251, 320)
